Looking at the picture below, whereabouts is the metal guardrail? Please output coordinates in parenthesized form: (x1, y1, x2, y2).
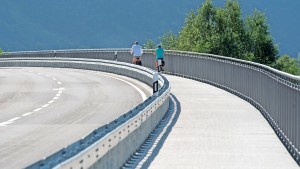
(0, 57, 170, 169)
(1, 49, 300, 165)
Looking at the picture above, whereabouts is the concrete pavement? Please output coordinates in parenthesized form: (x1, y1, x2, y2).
(0, 68, 152, 169)
(147, 75, 298, 169)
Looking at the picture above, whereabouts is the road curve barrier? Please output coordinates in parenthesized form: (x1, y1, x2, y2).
(0, 57, 170, 169)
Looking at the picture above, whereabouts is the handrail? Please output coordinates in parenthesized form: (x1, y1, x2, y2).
(163, 50, 300, 81)
(3, 48, 299, 81)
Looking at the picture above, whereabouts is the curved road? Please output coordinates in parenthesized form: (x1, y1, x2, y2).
(0, 67, 152, 168)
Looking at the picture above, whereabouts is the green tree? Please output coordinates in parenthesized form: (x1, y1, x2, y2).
(143, 39, 156, 49)
(164, 0, 278, 67)
(177, 11, 198, 51)
(244, 10, 278, 65)
(176, 0, 247, 58)
(160, 31, 178, 50)
(0, 48, 3, 55)
(213, 0, 245, 58)
(177, 0, 218, 53)
(273, 55, 300, 75)
(192, 0, 217, 53)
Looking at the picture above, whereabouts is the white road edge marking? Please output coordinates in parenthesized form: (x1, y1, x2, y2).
(53, 78, 57, 81)
(57, 82, 62, 85)
(98, 73, 147, 101)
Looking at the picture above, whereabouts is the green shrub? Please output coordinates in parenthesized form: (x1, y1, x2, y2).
(273, 55, 300, 75)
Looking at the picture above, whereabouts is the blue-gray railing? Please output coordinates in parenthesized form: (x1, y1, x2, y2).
(2, 49, 300, 165)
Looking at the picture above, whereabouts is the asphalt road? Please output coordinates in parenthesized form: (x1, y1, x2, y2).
(0, 67, 151, 169)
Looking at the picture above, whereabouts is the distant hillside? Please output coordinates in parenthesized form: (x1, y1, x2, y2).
(1, 0, 299, 57)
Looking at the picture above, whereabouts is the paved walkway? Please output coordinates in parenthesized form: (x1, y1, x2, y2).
(148, 75, 298, 169)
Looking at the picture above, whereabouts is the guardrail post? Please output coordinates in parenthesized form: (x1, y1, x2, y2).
(157, 59, 162, 73)
(153, 73, 159, 96)
(114, 51, 118, 61)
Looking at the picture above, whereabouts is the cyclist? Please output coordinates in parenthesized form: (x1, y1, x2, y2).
(154, 44, 165, 72)
(130, 41, 143, 65)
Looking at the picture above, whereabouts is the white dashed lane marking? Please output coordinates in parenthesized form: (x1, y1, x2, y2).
(8, 117, 21, 122)
(53, 88, 64, 91)
(1, 70, 146, 127)
(21, 112, 32, 117)
(33, 108, 42, 112)
(48, 100, 55, 104)
(0, 122, 13, 126)
(0, 71, 64, 127)
(42, 104, 49, 108)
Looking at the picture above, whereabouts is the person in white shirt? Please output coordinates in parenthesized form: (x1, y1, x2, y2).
(130, 41, 143, 65)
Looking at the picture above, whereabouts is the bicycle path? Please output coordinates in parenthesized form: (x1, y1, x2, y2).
(147, 75, 298, 169)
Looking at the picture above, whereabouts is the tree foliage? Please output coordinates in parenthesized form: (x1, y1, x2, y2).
(164, 0, 278, 66)
(177, 0, 219, 53)
(273, 55, 300, 75)
(160, 31, 178, 50)
(143, 39, 156, 49)
(0, 48, 3, 55)
(244, 10, 278, 65)
(177, 11, 197, 51)
(156, 0, 298, 75)
(213, 0, 245, 58)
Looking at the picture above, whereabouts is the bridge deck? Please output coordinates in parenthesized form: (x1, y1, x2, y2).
(148, 75, 298, 169)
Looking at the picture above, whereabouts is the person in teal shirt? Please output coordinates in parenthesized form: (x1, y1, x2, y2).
(154, 44, 165, 71)
(155, 44, 164, 59)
